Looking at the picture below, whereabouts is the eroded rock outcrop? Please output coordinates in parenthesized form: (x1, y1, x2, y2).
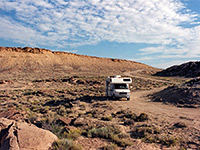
(0, 118, 58, 150)
(151, 78, 200, 107)
(154, 61, 200, 78)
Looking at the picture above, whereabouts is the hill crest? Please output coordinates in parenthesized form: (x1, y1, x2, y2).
(0, 47, 159, 79)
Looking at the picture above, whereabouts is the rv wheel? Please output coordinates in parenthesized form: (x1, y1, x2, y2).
(127, 98, 130, 101)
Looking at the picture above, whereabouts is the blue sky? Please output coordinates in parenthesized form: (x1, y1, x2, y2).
(0, 0, 200, 68)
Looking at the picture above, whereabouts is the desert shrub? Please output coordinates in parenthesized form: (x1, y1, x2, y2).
(39, 106, 49, 114)
(65, 128, 82, 140)
(87, 127, 113, 139)
(51, 139, 82, 150)
(87, 113, 93, 117)
(23, 89, 34, 96)
(31, 105, 41, 113)
(126, 113, 137, 120)
(173, 122, 187, 128)
(121, 112, 148, 122)
(87, 126, 132, 147)
(132, 126, 178, 147)
(47, 124, 64, 139)
(142, 136, 157, 143)
(136, 113, 148, 122)
(132, 126, 160, 139)
(158, 135, 179, 147)
(103, 143, 118, 150)
(101, 116, 113, 121)
(41, 118, 65, 139)
(27, 112, 37, 123)
(179, 147, 186, 150)
(57, 106, 66, 116)
(132, 127, 151, 138)
(110, 134, 132, 147)
(124, 119, 135, 126)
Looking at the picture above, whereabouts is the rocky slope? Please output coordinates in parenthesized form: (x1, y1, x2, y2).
(0, 47, 159, 79)
(151, 78, 200, 107)
(154, 61, 200, 77)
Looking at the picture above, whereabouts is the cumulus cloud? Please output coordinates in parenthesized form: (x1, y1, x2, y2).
(0, 0, 200, 65)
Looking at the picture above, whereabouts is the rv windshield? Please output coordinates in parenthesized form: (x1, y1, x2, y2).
(114, 84, 128, 89)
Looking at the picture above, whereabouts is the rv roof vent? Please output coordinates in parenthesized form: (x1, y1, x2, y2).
(114, 75, 121, 78)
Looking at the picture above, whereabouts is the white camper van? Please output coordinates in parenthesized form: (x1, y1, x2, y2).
(106, 75, 132, 100)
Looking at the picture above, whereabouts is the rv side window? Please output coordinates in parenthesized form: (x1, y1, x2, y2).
(123, 79, 131, 82)
(114, 84, 128, 89)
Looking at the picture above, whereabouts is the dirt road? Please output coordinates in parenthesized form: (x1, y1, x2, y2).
(113, 87, 200, 130)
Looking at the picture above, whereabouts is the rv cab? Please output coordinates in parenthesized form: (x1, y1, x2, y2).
(106, 75, 132, 100)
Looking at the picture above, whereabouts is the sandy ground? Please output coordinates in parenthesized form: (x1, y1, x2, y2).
(116, 88, 200, 130)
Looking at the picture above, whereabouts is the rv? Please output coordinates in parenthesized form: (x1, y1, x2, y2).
(106, 75, 132, 100)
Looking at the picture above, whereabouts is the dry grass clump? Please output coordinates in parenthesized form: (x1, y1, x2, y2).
(65, 128, 82, 140)
(102, 143, 118, 150)
(131, 125, 180, 147)
(101, 116, 113, 121)
(116, 110, 148, 122)
(50, 139, 82, 150)
(87, 125, 132, 147)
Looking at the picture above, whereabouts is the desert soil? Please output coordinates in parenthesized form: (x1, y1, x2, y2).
(120, 88, 200, 130)
(79, 87, 200, 149)
(0, 73, 199, 150)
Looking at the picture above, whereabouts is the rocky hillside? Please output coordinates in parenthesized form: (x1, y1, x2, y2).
(151, 78, 200, 108)
(154, 61, 200, 78)
(0, 47, 159, 79)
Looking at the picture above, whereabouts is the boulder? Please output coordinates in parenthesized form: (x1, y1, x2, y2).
(0, 118, 58, 150)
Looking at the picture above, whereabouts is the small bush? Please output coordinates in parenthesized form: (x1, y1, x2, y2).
(123, 113, 137, 120)
(122, 112, 148, 122)
(111, 134, 132, 147)
(66, 128, 82, 140)
(124, 119, 135, 126)
(136, 113, 148, 122)
(57, 106, 66, 116)
(132, 126, 160, 139)
(101, 116, 113, 121)
(87, 126, 132, 147)
(159, 136, 179, 147)
(173, 122, 186, 128)
(103, 143, 118, 150)
(87, 113, 93, 117)
(87, 127, 113, 139)
(142, 136, 157, 143)
(51, 139, 82, 150)
(41, 118, 65, 139)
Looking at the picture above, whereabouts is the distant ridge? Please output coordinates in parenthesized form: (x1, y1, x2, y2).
(0, 47, 159, 79)
(154, 61, 200, 78)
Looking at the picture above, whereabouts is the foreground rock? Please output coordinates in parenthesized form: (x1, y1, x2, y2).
(154, 61, 200, 77)
(0, 118, 58, 150)
(151, 78, 200, 107)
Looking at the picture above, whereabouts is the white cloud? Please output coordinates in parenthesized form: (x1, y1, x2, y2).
(0, 0, 200, 61)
